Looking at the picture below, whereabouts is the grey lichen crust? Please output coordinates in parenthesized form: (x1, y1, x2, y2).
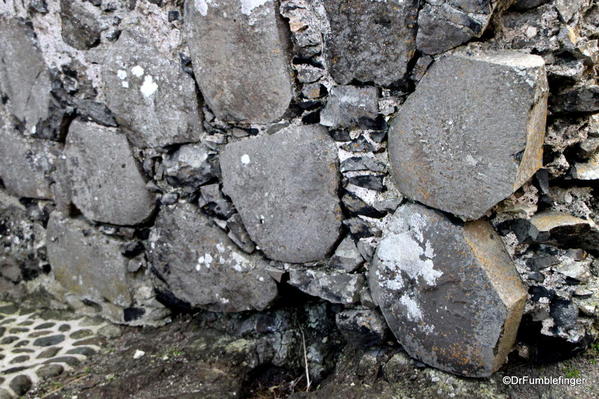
(388, 51, 548, 220)
(149, 203, 278, 312)
(220, 125, 342, 263)
(184, 0, 293, 123)
(369, 203, 527, 377)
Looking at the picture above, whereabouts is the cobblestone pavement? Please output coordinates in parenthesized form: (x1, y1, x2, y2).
(0, 303, 109, 398)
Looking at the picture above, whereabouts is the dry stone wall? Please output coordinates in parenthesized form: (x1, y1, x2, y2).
(0, 0, 597, 380)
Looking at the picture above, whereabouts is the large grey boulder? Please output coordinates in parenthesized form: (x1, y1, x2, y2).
(323, 0, 418, 86)
(102, 30, 203, 148)
(220, 125, 342, 263)
(0, 18, 53, 136)
(184, 0, 293, 123)
(0, 125, 59, 200)
(369, 203, 527, 377)
(417, 0, 511, 55)
(388, 51, 548, 220)
(63, 120, 155, 225)
(149, 203, 278, 312)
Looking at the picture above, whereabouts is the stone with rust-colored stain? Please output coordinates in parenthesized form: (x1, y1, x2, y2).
(388, 51, 548, 220)
(220, 125, 342, 263)
(184, 0, 293, 123)
(369, 203, 527, 377)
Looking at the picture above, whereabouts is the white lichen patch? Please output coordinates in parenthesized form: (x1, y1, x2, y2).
(241, 154, 251, 165)
(117, 70, 128, 80)
(400, 294, 423, 321)
(140, 75, 158, 97)
(131, 65, 145, 78)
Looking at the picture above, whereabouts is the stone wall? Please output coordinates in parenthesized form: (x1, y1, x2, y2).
(0, 0, 597, 378)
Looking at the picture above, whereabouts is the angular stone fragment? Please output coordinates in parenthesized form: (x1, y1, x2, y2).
(47, 212, 133, 309)
(328, 237, 364, 272)
(369, 203, 527, 377)
(417, 0, 511, 55)
(388, 51, 548, 220)
(288, 269, 363, 305)
(335, 309, 387, 346)
(184, 0, 293, 123)
(149, 203, 278, 312)
(323, 0, 418, 86)
(573, 153, 599, 180)
(102, 30, 203, 148)
(0, 18, 53, 135)
(524, 211, 599, 253)
(220, 125, 342, 263)
(63, 120, 155, 225)
(60, 0, 103, 50)
(0, 126, 58, 199)
(320, 86, 379, 129)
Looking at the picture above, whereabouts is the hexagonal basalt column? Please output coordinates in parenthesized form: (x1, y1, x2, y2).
(388, 51, 548, 220)
(220, 125, 342, 263)
(184, 0, 293, 123)
(369, 203, 527, 377)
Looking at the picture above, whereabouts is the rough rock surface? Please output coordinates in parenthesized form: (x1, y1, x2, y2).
(184, 0, 293, 123)
(102, 30, 203, 148)
(388, 51, 548, 220)
(322, 0, 418, 86)
(149, 203, 278, 312)
(369, 203, 527, 377)
(220, 125, 342, 263)
(59, 0, 103, 50)
(63, 120, 155, 226)
(320, 85, 379, 129)
(0, 126, 58, 200)
(288, 269, 364, 305)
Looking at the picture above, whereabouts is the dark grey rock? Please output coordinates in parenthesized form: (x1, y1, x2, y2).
(340, 135, 376, 153)
(226, 213, 256, 254)
(8, 374, 31, 396)
(416, 0, 510, 55)
(60, 0, 103, 50)
(36, 364, 64, 379)
(335, 309, 387, 346)
(511, 0, 549, 10)
(149, 203, 278, 312)
(64, 120, 155, 225)
(328, 237, 364, 272)
(33, 334, 65, 347)
(341, 192, 383, 218)
(0, 126, 59, 199)
(198, 184, 235, 219)
(551, 85, 599, 114)
(163, 143, 218, 189)
(525, 212, 599, 253)
(323, 0, 418, 86)
(340, 156, 387, 174)
(369, 203, 527, 377)
(184, 0, 293, 123)
(288, 269, 364, 305)
(388, 51, 548, 220)
(320, 86, 379, 128)
(102, 30, 203, 148)
(346, 175, 384, 192)
(220, 125, 342, 263)
(29, 0, 49, 13)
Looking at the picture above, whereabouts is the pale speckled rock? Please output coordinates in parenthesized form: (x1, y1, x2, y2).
(102, 30, 203, 148)
(320, 85, 379, 129)
(0, 125, 59, 199)
(573, 153, 599, 181)
(46, 212, 133, 309)
(323, 0, 418, 86)
(220, 125, 342, 263)
(388, 51, 548, 220)
(369, 203, 527, 377)
(63, 120, 155, 225)
(288, 269, 364, 305)
(184, 0, 293, 123)
(416, 0, 511, 55)
(149, 203, 278, 312)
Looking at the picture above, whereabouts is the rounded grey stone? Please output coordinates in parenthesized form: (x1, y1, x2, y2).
(36, 363, 64, 379)
(220, 125, 342, 263)
(9, 374, 31, 396)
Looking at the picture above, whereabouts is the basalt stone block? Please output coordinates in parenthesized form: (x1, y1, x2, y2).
(63, 120, 155, 225)
(417, 0, 511, 55)
(323, 0, 418, 86)
(0, 18, 53, 135)
(220, 125, 342, 263)
(60, 0, 103, 50)
(102, 30, 203, 148)
(369, 203, 527, 377)
(46, 212, 133, 308)
(0, 125, 59, 200)
(184, 0, 293, 123)
(388, 51, 548, 220)
(149, 203, 278, 312)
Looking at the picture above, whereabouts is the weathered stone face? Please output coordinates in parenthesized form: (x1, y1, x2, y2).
(320, 85, 379, 129)
(63, 120, 155, 225)
(288, 269, 364, 305)
(369, 203, 527, 377)
(323, 0, 418, 86)
(0, 18, 53, 135)
(184, 0, 293, 123)
(60, 0, 103, 50)
(220, 125, 342, 263)
(102, 30, 203, 148)
(46, 212, 133, 310)
(0, 125, 59, 200)
(416, 0, 510, 55)
(388, 51, 548, 220)
(149, 203, 278, 312)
